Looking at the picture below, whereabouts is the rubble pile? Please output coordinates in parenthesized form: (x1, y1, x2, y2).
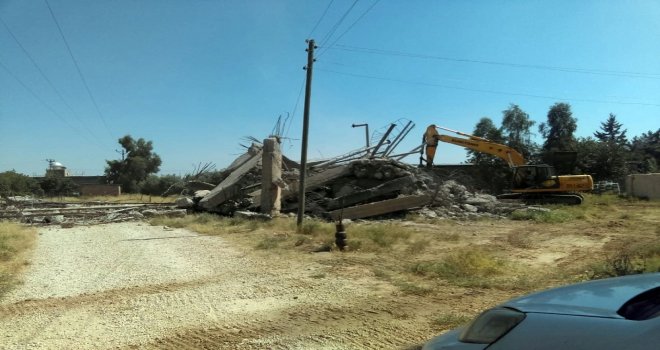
(176, 143, 528, 221)
(0, 199, 182, 227)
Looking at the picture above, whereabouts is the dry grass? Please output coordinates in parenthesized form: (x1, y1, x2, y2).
(148, 195, 660, 298)
(507, 230, 534, 249)
(0, 221, 37, 298)
(432, 313, 473, 329)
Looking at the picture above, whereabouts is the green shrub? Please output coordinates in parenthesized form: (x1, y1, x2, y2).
(0, 170, 42, 196)
(411, 248, 505, 279)
(510, 209, 573, 223)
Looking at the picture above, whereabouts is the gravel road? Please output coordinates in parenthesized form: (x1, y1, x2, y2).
(0, 222, 433, 349)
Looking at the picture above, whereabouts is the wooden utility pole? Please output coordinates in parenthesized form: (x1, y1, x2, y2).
(297, 39, 316, 228)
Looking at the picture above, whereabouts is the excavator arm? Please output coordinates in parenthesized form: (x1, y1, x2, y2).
(433, 126, 525, 167)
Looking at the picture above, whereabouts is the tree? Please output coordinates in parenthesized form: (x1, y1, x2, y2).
(468, 117, 505, 165)
(574, 137, 600, 176)
(629, 129, 660, 173)
(594, 113, 628, 144)
(140, 174, 182, 196)
(539, 102, 577, 163)
(590, 114, 629, 181)
(466, 117, 510, 193)
(105, 135, 162, 193)
(501, 104, 536, 159)
(0, 170, 42, 197)
(39, 173, 79, 197)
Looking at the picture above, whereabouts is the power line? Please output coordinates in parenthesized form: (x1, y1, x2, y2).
(307, 0, 334, 39)
(285, 77, 306, 140)
(0, 58, 108, 151)
(318, 0, 359, 47)
(44, 0, 114, 139)
(317, 0, 381, 58)
(330, 45, 660, 80)
(316, 67, 660, 107)
(0, 15, 106, 145)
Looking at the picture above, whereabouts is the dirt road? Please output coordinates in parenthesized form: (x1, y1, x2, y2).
(0, 222, 448, 349)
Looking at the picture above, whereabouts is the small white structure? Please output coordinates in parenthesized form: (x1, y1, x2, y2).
(45, 159, 70, 177)
(626, 173, 660, 200)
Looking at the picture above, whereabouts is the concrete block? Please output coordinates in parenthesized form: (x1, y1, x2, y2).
(329, 195, 430, 220)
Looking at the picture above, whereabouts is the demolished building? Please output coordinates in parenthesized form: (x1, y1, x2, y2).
(177, 120, 527, 220)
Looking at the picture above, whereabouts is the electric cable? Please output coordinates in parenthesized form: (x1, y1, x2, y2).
(318, 0, 359, 47)
(331, 45, 660, 80)
(0, 58, 108, 151)
(0, 15, 106, 145)
(316, 0, 381, 58)
(285, 77, 306, 140)
(316, 67, 660, 107)
(307, 0, 334, 39)
(44, 0, 115, 139)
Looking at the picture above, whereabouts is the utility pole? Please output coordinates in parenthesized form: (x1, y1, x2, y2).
(297, 39, 316, 228)
(115, 149, 126, 161)
(352, 123, 370, 148)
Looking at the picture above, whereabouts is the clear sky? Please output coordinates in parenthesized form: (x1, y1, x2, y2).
(1, 0, 658, 176)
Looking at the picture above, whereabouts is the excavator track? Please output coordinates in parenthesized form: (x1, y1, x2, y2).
(497, 193, 584, 205)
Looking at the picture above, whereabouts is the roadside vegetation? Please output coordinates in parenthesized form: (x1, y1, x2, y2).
(150, 195, 659, 304)
(0, 222, 36, 298)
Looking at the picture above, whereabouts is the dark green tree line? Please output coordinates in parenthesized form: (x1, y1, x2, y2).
(467, 102, 659, 190)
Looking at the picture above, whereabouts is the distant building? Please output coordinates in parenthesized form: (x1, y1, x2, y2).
(45, 160, 69, 177)
(37, 160, 121, 196)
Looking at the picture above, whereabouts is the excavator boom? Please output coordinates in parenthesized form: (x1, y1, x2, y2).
(434, 133, 525, 167)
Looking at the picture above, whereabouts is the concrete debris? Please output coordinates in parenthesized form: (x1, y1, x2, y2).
(176, 147, 541, 221)
(234, 211, 272, 221)
(512, 207, 551, 217)
(193, 190, 211, 201)
(175, 197, 194, 209)
(199, 150, 263, 210)
(141, 209, 187, 218)
(151, 133, 547, 221)
(6, 196, 42, 204)
(0, 202, 181, 226)
(185, 180, 217, 192)
(330, 195, 431, 220)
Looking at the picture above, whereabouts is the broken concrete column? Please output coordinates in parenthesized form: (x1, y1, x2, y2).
(260, 138, 283, 216)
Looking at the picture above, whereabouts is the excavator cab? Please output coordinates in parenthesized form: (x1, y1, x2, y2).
(512, 165, 559, 190)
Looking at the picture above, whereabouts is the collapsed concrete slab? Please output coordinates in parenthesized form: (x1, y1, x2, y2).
(326, 175, 415, 210)
(329, 194, 431, 220)
(199, 150, 263, 210)
(283, 165, 351, 200)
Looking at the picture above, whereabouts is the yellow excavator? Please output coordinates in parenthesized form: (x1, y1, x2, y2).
(422, 125, 593, 205)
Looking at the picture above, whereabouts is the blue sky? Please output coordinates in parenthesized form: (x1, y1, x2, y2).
(1, 0, 658, 176)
